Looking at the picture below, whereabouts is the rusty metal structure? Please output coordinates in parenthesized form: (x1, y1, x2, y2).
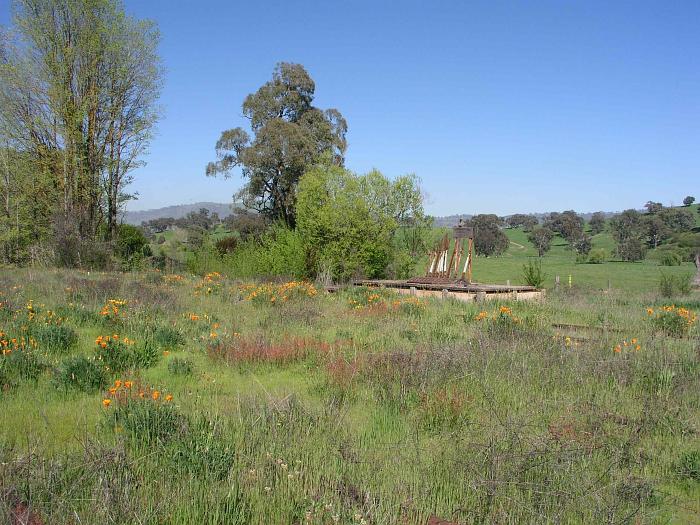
(350, 219, 544, 302)
(408, 219, 473, 285)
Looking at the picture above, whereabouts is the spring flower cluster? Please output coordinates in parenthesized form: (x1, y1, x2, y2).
(102, 378, 173, 408)
(241, 281, 317, 304)
(474, 305, 522, 323)
(100, 299, 127, 320)
(0, 330, 36, 356)
(613, 337, 641, 353)
(647, 305, 697, 337)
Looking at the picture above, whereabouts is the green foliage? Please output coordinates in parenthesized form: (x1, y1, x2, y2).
(296, 164, 396, 280)
(522, 259, 546, 288)
(107, 399, 185, 445)
(683, 196, 695, 207)
(206, 63, 347, 226)
(588, 212, 606, 234)
(117, 224, 150, 261)
(610, 210, 648, 261)
(55, 356, 108, 392)
(33, 324, 78, 354)
(149, 326, 185, 349)
(168, 357, 194, 376)
(0, 349, 44, 385)
(587, 248, 607, 264)
(527, 226, 554, 257)
(1, 0, 163, 249)
(659, 251, 683, 266)
(469, 214, 509, 257)
(544, 210, 585, 243)
(658, 272, 693, 298)
(95, 337, 160, 373)
(676, 450, 700, 481)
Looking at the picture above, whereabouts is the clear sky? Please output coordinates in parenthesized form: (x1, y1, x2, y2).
(1, 0, 698, 216)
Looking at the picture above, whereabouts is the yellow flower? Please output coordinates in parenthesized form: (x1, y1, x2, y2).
(152, 390, 160, 400)
(124, 381, 133, 389)
(102, 399, 112, 407)
(165, 394, 173, 402)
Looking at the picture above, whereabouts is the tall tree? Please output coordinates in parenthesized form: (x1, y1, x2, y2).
(206, 63, 347, 227)
(588, 212, 606, 234)
(0, 0, 162, 250)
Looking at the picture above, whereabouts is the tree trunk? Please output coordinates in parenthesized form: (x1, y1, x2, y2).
(694, 252, 700, 288)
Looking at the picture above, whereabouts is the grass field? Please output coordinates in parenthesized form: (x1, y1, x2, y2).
(1, 268, 699, 523)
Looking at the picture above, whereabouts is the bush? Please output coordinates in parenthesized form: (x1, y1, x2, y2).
(168, 357, 194, 376)
(0, 349, 44, 384)
(522, 259, 546, 288)
(659, 251, 683, 266)
(95, 335, 160, 372)
(648, 305, 697, 337)
(658, 273, 693, 297)
(107, 398, 185, 445)
(55, 356, 108, 392)
(150, 326, 185, 349)
(33, 324, 78, 354)
(676, 450, 700, 481)
(588, 248, 607, 264)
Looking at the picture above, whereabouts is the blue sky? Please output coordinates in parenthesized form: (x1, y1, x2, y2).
(1, 1, 698, 215)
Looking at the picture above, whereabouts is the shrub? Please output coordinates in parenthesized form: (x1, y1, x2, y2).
(55, 356, 108, 392)
(33, 324, 78, 354)
(151, 326, 185, 349)
(214, 236, 237, 255)
(659, 251, 683, 266)
(522, 259, 546, 288)
(0, 349, 44, 384)
(658, 273, 693, 297)
(648, 306, 697, 337)
(168, 357, 194, 376)
(676, 450, 700, 481)
(95, 334, 160, 372)
(588, 248, 607, 264)
(106, 397, 185, 445)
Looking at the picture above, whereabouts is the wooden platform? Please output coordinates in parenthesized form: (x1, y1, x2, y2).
(351, 280, 544, 302)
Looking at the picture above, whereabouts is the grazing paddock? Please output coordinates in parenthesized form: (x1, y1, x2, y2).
(1, 269, 698, 524)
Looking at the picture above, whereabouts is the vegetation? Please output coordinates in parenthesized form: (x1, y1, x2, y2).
(205, 63, 347, 227)
(0, 0, 163, 264)
(0, 269, 698, 523)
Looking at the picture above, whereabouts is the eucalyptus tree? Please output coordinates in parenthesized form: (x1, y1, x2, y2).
(206, 63, 347, 227)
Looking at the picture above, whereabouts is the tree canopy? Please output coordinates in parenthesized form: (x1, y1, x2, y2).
(206, 63, 347, 227)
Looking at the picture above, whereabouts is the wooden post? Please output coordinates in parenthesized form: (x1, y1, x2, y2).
(555, 275, 560, 291)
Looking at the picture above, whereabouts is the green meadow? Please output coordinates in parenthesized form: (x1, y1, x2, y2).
(1, 268, 698, 523)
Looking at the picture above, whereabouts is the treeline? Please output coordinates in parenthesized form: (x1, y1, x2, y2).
(0, 0, 162, 267)
(459, 199, 699, 264)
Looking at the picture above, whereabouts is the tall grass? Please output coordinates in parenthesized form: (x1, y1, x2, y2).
(0, 268, 698, 523)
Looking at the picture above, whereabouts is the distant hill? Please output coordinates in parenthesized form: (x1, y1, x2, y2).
(122, 202, 236, 225)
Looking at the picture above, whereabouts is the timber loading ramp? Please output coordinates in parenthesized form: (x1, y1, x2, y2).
(350, 280, 544, 302)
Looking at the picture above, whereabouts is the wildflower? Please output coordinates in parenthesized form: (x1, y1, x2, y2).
(264, 486, 271, 492)
(108, 387, 117, 395)
(631, 338, 637, 344)
(152, 390, 160, 400)
(163, 350, 170, 356)
(102, 399, 112, 407)
(635, 344, 641, 351)
(124, 380, 133, 389)
(165, 394, 173, 402)
(614, 345, 621, 353)
(114, 380, 122, 388)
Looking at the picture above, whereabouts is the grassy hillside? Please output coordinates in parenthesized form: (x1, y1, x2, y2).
(416, 225, 695, 293)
